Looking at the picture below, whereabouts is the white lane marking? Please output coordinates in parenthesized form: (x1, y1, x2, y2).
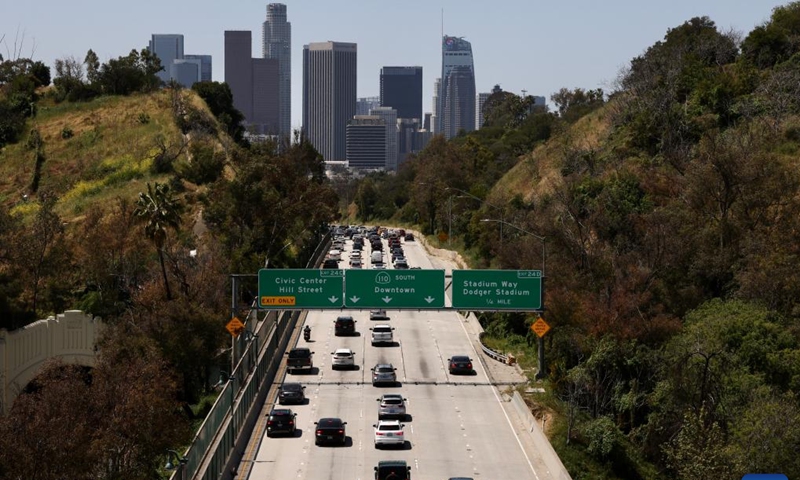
(414, 459, 419, 470)
(455, 312, 542, 480)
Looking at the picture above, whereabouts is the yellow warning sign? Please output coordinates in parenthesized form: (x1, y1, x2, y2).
(260, 296, 297, 306)
(531, 318, 551, 338)
(226, 317, 245, 337)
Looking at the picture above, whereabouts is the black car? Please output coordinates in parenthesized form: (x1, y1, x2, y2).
(278, 382, 306, 405)
(266, 408, 297, 437)
(334, 316, 356, 336)
(448, 356, 474, 375)
(322, 258, 339, 269)
(314, 417, 347, 445)
(404, 233, 414, 241)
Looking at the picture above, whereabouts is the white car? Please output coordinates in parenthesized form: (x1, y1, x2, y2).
(331, 348, 356, 370)
(373, 420, 406, 448)
(370, 324, 395, 346)
(328, 249, 342, 261)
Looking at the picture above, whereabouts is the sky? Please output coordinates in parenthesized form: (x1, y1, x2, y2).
(1, 1, 790, 131)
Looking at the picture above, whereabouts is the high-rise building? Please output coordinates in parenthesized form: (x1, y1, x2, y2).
(225, 30, 279, 134)
(149, 34, 184, 84)
(369, 107, 398, 171)
(347, 116, 386, 170)
(185, 54, 212, 82)
(380, 66, 422, 121)
(439, 36, 476, 139)
(303, 41, 357, 162)
(476, 92, 491, 128)
(262, 3, 291, 138)
(431, 78, 440, 135)
(171, 59, 201, 88)
(423, 113, 432, 131)
(356, 96, 380, 116)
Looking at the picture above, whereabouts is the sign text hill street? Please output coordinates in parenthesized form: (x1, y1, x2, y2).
(258, 269, 344, 309)
(344, 270, 445, 308)
(452, 270, 543, 310)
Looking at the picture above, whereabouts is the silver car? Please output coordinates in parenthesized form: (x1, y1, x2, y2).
(371, 363, 397, 386)
(373, 420, 406, 448)
(377, 393, 407, 419)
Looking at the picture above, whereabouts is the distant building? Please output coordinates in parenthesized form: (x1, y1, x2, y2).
(370, 106, 398, 171)
(262, 3, 292, 138)
(184, 54, 212, 82)
(347, 116, 386, 170)
(224, 30, 279, 135)
(303, 41, 357, 163)
(476, 92, 491, 128)
(149, 34, 184, 84)
(431, 78, 440, 135)
(357, 96, 380, 115)
(171, 59, 201, 88)
(439, 36, 476, 139)
(397, 118, 432, 166)
(380, 66, 422, 121)
(423, 113, 432, 132)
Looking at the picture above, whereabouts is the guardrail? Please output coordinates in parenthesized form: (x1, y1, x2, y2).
(172, 231, 331, 480)
(478, 332, 510, 364)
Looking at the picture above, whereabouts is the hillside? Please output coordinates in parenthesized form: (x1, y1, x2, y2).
(0, 89, 226, 222)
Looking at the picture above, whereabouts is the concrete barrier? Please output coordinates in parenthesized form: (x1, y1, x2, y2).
(510, 391, 573, 480)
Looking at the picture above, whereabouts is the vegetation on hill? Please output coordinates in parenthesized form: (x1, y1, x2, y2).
(0, 42, 338, 478)
(347, 3, 800, 478)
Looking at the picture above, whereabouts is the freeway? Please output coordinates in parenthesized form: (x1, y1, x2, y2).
(243, 231, 541, 480)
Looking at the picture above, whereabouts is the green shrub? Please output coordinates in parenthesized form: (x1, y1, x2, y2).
(61, 126, 74, 139)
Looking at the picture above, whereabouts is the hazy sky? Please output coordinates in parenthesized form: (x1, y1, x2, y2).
(1, 1, 789, 130)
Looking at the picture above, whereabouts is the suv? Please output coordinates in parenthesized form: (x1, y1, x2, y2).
(370, 325, 395, 346)
(322, 258, 339, 269)
(278, 382, 306, 405)
(285, 348, 314, 373)
(334, 316, 356, 336)
(377, 393, 407, 420)
(374, 460, 411, 480)
(266, 408, 297, 437)
(371, 364, 397, 386)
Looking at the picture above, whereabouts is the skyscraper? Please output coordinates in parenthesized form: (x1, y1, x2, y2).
(431, 78, 440, 135)
(346, 116, 386, 170)
(439, 36, 476, 139)
(303, 41, 357, 162)
(476, 92, 491, 128)
(149, 34, 185, 84)
(225, 30, 279, 134)
(369, 106, 398, 171)
(185, 54, 212, 82)
(356, 96, 380, 116)
(380, 66, 422, 121)
(262, 3, 291, 138)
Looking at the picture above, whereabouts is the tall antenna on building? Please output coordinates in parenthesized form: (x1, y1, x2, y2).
(441, 8, 444, 39)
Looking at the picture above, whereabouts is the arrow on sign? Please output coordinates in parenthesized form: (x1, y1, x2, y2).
(424, 296, 435, 303)
(328, 296, 339, 303)
(382, 296, 392, 303)
(349, 296, 361, 303)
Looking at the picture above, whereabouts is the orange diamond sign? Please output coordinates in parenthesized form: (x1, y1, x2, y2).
(226, 317, 245, 337)
(531, 318, 551, 338)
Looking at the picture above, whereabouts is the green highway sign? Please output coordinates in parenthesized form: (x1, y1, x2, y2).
(258, 269, 344, 309)
(452, 270, 543, 310)
(344, 269, 445, 308)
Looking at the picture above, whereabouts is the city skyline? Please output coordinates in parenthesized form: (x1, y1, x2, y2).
(2, 1, 790, 132)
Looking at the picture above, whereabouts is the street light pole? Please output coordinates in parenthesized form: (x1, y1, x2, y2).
(444, 187, 504, 242)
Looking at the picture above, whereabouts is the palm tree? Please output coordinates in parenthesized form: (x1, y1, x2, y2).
(134, 182, 182, 300)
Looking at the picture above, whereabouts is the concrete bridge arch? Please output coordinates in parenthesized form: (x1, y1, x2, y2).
(0, 310, 103, 414)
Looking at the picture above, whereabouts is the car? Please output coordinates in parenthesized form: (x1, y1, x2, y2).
(404, 233, 414, 241)
(278, 382, 306, 405)
(334, 316, 356, 336)
(286, 348, 314, 373)
(328, 249, 342, 261)
(373, 420, 406, 448)
(352, 242, 363, 251)
(393, 258, 409, 269)
(266, 408, 297, 437)
(371, 363, 398, 386)
(322, 258, 339, 269)
(370, 309, 390, 321)
(376, 393, 407, 419)
(350, 257, 363, 268)
(331, 348, 356, 369)
(374, 460, 411, 480)
(447, 355, 474, 375)
(372, 263, 387, 269)
(314, 417, 347, 445)
(370, 325, 395, 346)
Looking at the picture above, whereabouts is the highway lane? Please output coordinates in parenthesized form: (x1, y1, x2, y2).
(246, 230, 539, 480)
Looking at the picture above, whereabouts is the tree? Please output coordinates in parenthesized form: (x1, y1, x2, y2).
(741, 2, 800, 68)
(192, 81, 246, 143)
(84, 48, 100, 85)
(134, 182, 182, 300)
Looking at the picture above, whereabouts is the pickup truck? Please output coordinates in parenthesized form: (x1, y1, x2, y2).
(286, 348, 314, 373)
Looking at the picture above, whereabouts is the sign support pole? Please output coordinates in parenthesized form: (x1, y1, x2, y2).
(230, 275, 238, 373)
(536, 335, 546, 380)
